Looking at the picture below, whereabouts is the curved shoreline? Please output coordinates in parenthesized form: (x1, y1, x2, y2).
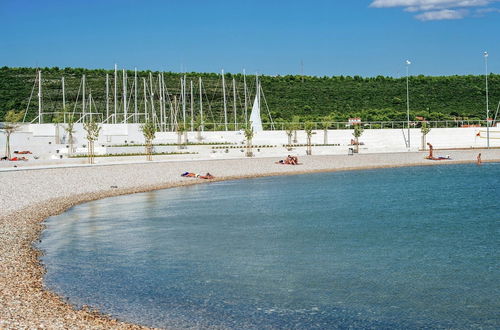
(1, 151, 499, 328)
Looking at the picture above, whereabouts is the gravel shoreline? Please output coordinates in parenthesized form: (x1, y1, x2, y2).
(1, 151, 499, 329)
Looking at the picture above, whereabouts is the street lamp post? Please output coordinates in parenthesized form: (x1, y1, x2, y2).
(406, 60, 411, 150)
(484, 51, 490, 148)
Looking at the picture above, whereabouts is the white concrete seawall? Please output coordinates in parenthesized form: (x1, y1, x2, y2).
(1, 124, 499, 161)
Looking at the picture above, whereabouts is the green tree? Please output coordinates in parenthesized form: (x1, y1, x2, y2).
(64, 115, 76, 156)
(2, 110, 24, 159)
(291, 115, 301, 143)
(284, 122, 294, 150)
(244, 125, 254, 157)
(304, 121, 315, 155)
(194, 116, 203, 141)
(141, 121, 157, 161)
(175, 122, 188, 149)
(83, 119, 101, 164)
(420, 121, 431, 150)
(52, 112, 64, 144)
(353, 124, 364, 153)
(321, 120, 331, 145)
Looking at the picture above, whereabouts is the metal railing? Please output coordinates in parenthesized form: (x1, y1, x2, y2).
(13, 116, 496, 132)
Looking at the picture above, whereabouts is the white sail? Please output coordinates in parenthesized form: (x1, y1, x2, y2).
(249, 91, 263, 132)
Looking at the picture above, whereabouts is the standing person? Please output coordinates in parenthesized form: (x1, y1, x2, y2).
(477, 153, 482, 165)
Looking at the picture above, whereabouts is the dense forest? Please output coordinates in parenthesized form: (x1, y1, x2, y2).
(0, 66, 498, 125)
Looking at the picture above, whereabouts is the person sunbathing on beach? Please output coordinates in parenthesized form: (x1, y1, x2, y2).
(276, 155, 299, 165)
(181, 172, 214, 179)
(276, 156, 290, 164)
(181, 172, 197, 177)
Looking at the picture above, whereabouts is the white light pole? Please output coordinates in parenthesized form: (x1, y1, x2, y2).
(406, 60, 411, 150)
(484, 51, 490, 148)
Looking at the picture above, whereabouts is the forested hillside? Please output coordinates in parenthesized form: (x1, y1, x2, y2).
(0, 66, 498, 123)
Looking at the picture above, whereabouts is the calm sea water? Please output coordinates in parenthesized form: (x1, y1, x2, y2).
(39, 163, 499, 329)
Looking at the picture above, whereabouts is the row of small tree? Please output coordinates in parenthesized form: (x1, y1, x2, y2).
(2, 113, 431, 161)
(0, 110, 158, 163)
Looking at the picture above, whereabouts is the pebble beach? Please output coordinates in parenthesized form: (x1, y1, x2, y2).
(1, 150, 499, 329)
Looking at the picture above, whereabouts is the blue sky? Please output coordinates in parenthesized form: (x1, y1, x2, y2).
(0, 0, 499, 77)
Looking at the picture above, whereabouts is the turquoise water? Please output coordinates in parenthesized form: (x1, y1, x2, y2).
(39, 163, 499, 329)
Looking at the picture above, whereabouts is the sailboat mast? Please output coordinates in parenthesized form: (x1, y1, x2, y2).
(149, 72, 155, 125)
(82, 74, 86, 119)
(143, 77, 148, 122)
(105, 74, 109, 122)
(62, 76, 66, 111)
(190, 80, 194, 131)
(256, 74, 260, 105)
(256, 73, 260, 126)
(114, 64, 117, 123)
(123, 69, 127, 123)
(161, 73, 167, 131)
(182, 75, 187, 127)
(89, 92, 92, 121)
(222, 69, 228, 131)
(199, 77, 203, 131)
(173, 95, 178, 127)
(134, 68, 138, 123)
(243, 69, 248, 126)
(180, 77, 186, 126)
(232, 77, 237, 130)
(38, 70, 42, 124)
(158, 75, 163, 130)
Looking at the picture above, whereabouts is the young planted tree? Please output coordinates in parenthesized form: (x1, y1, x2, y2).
(292, 115, 301, 143)
(64, 115, 76, 156)
(283, 123, 293, 150)
(244, 125, 254, 157)
(194, 117, 203, 141)
(304, 121, 315, 155)
(83, 119, 101, 164)
(2, 110, 24, 159)
(420, 121, 431, 150)
(353, 124, 364, 153)
(52, 112, 64, 144)
(321, 120, 331, 145)
(141, 121, 157, 161)
(176, 123, 188, 149)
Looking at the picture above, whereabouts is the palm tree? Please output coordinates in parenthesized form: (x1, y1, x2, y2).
(244, 124, 254, 157)
(83, 119, 101, 164)
(141, 121, 157, 161)
(64, 115, 76, 156)
(304, 121, 315, 155)
(2, 110, 23, 159)
(420, 121, 431, 150)
(353, 124, 364, 153)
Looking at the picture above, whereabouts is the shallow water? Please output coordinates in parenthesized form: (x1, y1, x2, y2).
(39, 163, 499, 329)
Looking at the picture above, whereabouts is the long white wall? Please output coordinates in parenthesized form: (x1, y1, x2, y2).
(1, 124, 499, 159)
